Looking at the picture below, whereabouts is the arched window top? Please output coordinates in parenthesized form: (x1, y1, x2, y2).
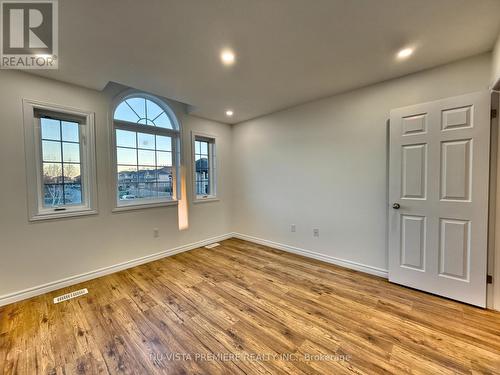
(113, 95, 177, 130)
(112, 92, 181, 208)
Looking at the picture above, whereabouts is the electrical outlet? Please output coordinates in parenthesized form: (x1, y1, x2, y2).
(313, 228, 319, 237)
(153, 228, 159, 238)
(291, 224, 296, 232)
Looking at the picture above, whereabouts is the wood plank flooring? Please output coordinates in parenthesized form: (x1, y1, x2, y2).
(1, 238, 500, 374)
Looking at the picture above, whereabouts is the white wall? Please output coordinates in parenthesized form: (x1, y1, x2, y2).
(0, 70, 233, 299)
(232, 53, 492, 273)
(0, 52, 496, 306)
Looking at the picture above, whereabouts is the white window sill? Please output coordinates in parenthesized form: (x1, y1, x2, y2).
(193, 196, 219, 204)
(113, 200, 178, 212)
(29, 208, 98, 222)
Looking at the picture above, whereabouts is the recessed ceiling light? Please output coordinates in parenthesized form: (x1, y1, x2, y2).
(225, 110, 234, 117)
(221, 49, 236, 65)
(397, 47, 414, 59)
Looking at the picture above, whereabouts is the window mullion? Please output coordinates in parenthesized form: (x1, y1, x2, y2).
(136, 132, 139, 193)
(79, 123, 85, 205)
(154, 133, 158, 198)
(125, 100, 141, 122)
(210, 143, 215, 196)
(114, 120, 178, 137)
(59, 120, 66, 206)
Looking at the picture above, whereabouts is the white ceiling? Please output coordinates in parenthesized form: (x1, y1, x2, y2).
(34, 0, 500, 124)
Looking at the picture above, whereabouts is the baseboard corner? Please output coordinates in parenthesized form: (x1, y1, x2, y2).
(231, 232, 388, 279)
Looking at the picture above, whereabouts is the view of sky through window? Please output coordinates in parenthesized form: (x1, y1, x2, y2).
(41, 118, 82, 207)
(114, 97, 173, 128)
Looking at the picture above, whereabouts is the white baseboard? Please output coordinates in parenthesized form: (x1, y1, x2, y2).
(0, 232, 389, 307)
(232, 232, 389, 278)
(0, 233, 233, 307)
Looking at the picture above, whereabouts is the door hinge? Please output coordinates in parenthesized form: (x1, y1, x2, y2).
(487, 275, 493, 284)
(492, 109, 498, 119)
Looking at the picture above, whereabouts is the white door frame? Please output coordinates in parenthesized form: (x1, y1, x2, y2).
(492, 92, 500, 311)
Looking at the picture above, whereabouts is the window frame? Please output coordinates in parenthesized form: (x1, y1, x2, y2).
(111, 92, 181, 211)
(23, 99, 98, 221)
(191, 131, 218, 203)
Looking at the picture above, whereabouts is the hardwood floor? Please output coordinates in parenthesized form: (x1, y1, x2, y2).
(1, 238, 500, 374)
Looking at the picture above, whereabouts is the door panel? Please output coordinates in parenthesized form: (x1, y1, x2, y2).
(442, 106, 473, 131)
(402, 144, 427, 199)
(401, 215, 426, 271)
(402, 114, 427, 135)
(389, 92, 490, 307)
(440, 140, 472, 201)
(439, 218, 470, 280)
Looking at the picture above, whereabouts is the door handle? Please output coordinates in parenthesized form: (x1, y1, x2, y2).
(392, 203, 400, 209)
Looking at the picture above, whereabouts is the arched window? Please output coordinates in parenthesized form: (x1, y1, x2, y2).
(113, 94, 180, 208)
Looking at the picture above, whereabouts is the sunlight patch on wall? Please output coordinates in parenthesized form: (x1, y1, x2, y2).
(178, 166, 189, 230)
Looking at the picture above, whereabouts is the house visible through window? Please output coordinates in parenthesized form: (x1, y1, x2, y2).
(41, 118, 83, 207)
(195, 139, 210, 195)
(193, 133, 216, 201)
(113, 94, 180, 208)
(23, 100, 98, 221)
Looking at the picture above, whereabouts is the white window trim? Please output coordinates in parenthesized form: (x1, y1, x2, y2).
(110, 91, 182, 211)
(191, 131, 218, 203)
(23, 99, 98, 221)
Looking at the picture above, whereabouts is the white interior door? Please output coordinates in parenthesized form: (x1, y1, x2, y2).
(389, 92, 491, 307)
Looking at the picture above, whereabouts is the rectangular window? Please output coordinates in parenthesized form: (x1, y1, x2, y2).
(115, 129, 174, 205)
(23, 101, 97, 220)
(41, 118, 83, 207)
(192, 132, 217, 202)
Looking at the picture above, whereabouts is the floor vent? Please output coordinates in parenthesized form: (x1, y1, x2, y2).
(205, 243, 220, 249)
(53, 288, 88, 304)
